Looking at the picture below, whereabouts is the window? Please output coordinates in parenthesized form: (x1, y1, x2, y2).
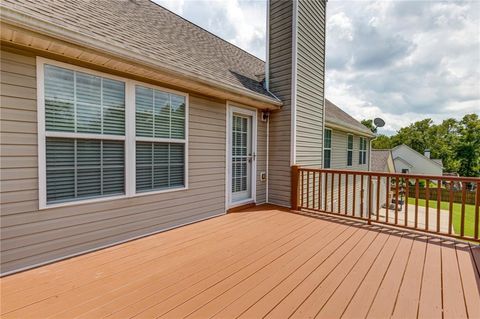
(43, 64, 126, 205)
(359, 137, 367, 165)
(38, 58, 188, 208)
(347, 134, 353, 166)
(323, 129, 332, 168)
(135, 85, 186, 192)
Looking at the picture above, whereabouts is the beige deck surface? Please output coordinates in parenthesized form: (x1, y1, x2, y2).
(1, 205, 479, 319)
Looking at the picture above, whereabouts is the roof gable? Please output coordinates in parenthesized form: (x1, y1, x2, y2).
(324, 99, 374, 136)
(392, 144, 443, 168)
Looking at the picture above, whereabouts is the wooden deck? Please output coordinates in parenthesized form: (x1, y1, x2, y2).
(1, 204, 479, 319)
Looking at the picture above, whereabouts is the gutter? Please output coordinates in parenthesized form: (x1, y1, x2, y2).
(0, 7, 282, 108)
(325, 121, 375, 138)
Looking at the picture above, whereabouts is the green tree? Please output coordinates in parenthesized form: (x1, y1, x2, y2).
(390, 119, 433, 153)
(372, 134, 392, 149)
(455, 114, 480, 177)
(361, 119, 377, 133)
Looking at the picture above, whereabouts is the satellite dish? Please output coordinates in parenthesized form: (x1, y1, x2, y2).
(374, 118, 385, 128)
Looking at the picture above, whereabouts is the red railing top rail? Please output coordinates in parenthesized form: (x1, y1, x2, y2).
(294, 166, 480, 183)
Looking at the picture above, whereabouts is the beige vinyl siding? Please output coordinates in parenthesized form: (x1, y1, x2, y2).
(295, 0, 326, 166)
(267, 0, 293, 207)
(328, 128, 370, 171)
(320, 127, 372, 216)
(256, 113, 267, 204)
(0, 46, 253, 274)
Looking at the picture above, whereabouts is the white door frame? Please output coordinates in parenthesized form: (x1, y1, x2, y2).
(226, 102, 257, 209)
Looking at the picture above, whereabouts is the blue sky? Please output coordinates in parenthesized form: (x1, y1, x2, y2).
(155, 0, 480, 135)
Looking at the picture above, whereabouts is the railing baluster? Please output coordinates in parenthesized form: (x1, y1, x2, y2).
(368, 175, 372, 225)
(386, 176, 390, 223)
(353, 174, 357, 217)
(301, 170, 304, 208)
(415, 178, 419, 229)
(319, 172, 323, 211)
(426, 178, 430, 231)
(330, 172, 334, 213)
(449, 181, 454, 235)
(405, 177, 409, 227)
(461, 182, 466, 237)
(338, 173, 342, 214)
(306, 171, 310, 209)
(376, 175, 380, 221)
(437, 179, 441, 233)
(475, 181, 479, 240)
(345, 173, 349, 215)
(395, 176, 399, 225)
(360, 174, 364, 218)
(312, 171, 316, 210)
(324, 172, 328, 212)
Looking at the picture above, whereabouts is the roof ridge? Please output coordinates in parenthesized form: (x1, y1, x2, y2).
(147, 0, 265, 63)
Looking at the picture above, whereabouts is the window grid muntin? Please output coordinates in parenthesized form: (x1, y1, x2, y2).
(135, 84, 186, 193)
(324, 128, 332, 169)
(359, 137, 367, 165)
(347, 134, 353, 166)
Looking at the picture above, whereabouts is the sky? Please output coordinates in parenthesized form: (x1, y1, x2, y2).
(154, 0, 480, 135)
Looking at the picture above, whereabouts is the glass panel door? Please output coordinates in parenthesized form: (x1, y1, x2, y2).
(231, 114, 252, 203)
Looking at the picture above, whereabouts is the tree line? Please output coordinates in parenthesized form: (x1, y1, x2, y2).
(361, 114, 480, 177)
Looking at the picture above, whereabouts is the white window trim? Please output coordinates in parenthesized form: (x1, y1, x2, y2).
(225, 102, 257, 209)
(323, 128, 332, 168)
(359, 137, 367, 165)
(347, 134, 354, 167)
(37, 57, 189, 210)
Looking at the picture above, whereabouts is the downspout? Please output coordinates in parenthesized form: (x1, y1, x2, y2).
(266, 113, 270, 203)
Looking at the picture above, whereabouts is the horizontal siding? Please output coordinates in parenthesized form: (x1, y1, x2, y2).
(0, 47, 242, 274)
(267, 0, 293, 207)
(256, 113, 267, 204)
(295, 0, 326, 167)
(329, 128, 370, 171)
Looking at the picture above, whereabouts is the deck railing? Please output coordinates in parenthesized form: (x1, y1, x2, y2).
(291, 165, 480, 242)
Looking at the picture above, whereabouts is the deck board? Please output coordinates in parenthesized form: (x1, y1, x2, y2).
(1, 205, 479, 319)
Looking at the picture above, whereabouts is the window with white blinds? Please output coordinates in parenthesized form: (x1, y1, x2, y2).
(38, 58, 189, 208)
(359, 137, 368, 165)
(43, 64, 126, 205)
(135, 85, 186, 192)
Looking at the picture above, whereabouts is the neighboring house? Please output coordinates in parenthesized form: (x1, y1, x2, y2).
(0, 0, 329, 274)
(371, 149, 395, 173)
(392, 144, 443, 175)
(323, 99, 375, 170)
(370, 149, 396, 211)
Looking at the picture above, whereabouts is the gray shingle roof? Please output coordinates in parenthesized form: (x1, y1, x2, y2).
(371, 150, 392, 172)
(1, 0, 274, 99)
(325, 99, 374, 136)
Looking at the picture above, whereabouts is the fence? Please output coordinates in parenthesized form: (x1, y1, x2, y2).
(291, 165, 480, 242)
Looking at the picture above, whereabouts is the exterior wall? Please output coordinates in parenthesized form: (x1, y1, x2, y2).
(256, 112, 267, 204)
(0, 46, 267, 274)
(267, 0, 327, 207)
(392, 145, 443, 175)
(295, 0, 326, 167)
(323, 128, 372, 215)
(267, 0, 294, 207)
(329, 128, 370, 170)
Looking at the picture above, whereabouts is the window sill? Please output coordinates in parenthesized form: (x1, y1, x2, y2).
(39, 186, 189, 210)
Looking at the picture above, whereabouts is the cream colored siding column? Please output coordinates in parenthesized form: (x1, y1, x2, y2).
(0, 46, 227, 274)
(295, 0, 326, 167)
(267, 0, 294, 207)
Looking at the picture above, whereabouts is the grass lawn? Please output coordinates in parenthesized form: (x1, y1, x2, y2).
(407, 198, 478, 237)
